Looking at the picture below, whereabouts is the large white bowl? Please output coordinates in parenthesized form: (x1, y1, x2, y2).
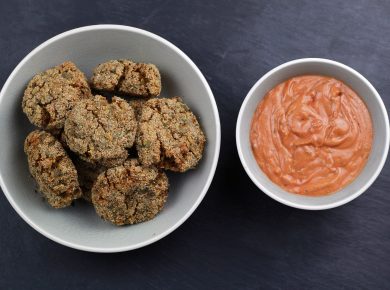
(0, 25, 220, 252)
(236, 58, 389, 210)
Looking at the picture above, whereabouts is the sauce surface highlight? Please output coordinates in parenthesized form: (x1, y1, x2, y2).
(250, 75, 373, 196)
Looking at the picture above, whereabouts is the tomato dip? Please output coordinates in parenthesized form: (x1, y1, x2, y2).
(250, 75, 373, 196)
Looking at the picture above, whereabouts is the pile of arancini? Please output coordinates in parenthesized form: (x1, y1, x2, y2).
(22, 60, 205, 226)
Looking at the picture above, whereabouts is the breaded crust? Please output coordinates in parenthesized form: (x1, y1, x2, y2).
(91, 59, 161, 97)
(64, 95, 137, 167)
(24, 130, 82, 208)
(136, 97, 206, 172)
(91, 159, 169, 225)
(22, 61, 92, 130)
(128, 98, 146, 120)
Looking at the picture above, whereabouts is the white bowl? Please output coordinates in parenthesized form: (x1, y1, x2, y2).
(236, 58, 389, 210)
(0, 25, 220, 252)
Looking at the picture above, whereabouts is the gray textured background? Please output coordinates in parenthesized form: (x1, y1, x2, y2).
(1, 0, 390, 289)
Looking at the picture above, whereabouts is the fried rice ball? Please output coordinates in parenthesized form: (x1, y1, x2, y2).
(22, 61, 92, 131)
(136, 97, 206, 172)
(91, 159, 169, 226)
(91, 59, 161, 97)
(64, 95, 137, 167)
(24, 130, 82, 208)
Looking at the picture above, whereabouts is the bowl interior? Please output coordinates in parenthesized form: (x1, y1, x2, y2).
(238, 59, 389, 209)
(0, 26, 219, 251)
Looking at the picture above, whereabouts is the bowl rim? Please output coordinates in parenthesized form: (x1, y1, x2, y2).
(236, 58, 390, 210)
(0, 24, 221, 252)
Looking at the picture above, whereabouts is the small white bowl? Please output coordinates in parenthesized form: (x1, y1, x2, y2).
(0, 25, 221, 252)
(236, 58, 389, 210)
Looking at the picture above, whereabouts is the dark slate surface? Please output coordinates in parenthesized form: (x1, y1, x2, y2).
(1, 0, 390, 289)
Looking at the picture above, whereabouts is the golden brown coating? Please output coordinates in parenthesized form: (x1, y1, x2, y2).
(128, 98, 146, 120)
(91, 159, 169, 226)
(22, 61, 92, 131)
(64, 95, 137, 167)
(24, 130, 82, 208)
(91, 59, 161, 97)
(136, 97, 206, 172)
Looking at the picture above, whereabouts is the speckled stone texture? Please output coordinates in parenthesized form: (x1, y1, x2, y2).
(1, 0, 390, 289)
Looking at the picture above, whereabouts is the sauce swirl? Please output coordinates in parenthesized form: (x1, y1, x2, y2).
(250, 75, 373, 196)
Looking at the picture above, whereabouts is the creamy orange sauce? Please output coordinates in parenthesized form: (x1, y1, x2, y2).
(250, 75, 373, 196)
